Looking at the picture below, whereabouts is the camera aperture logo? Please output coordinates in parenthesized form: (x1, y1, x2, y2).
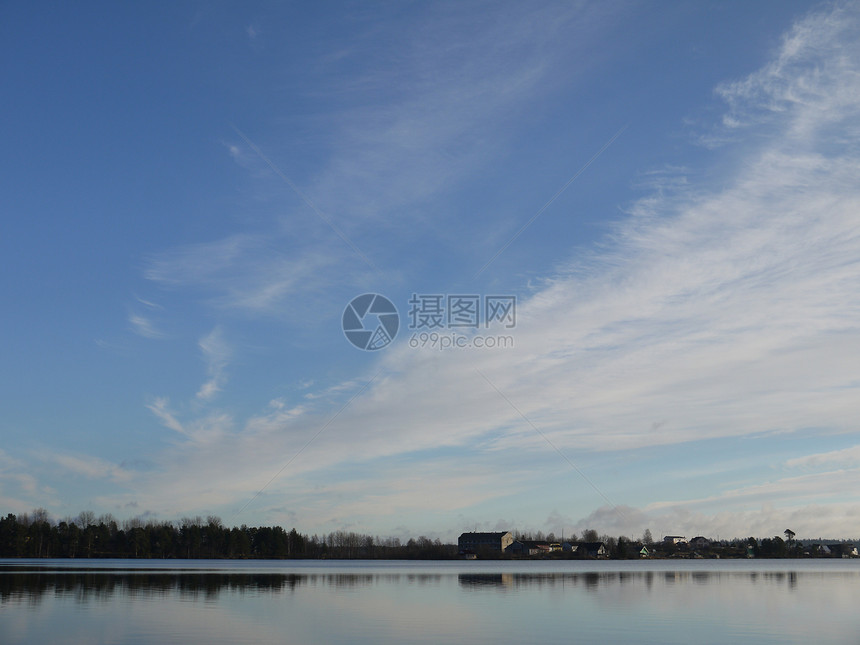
(342, 293, 399, 351)
(343, 292, 516, 352)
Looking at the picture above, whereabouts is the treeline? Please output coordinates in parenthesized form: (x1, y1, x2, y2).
(512, 528, 604, 543)
(0, 510, 456, 559)
(3, 509, 853, 560)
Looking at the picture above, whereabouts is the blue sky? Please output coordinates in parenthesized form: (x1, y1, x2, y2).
(3, 1, 860, 541)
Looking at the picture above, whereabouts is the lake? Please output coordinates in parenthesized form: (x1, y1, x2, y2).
(2, 559, 859, 644)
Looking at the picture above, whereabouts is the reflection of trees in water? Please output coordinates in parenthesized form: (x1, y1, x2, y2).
(0, 572, 307, 605)
(324, 574, 375, 589)
(2, 568, 849, 602)
(0, 571, 454, 605)
(406, 574, 444, 585)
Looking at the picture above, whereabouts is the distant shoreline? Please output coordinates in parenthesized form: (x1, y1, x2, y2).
(3, 512, 856, 560)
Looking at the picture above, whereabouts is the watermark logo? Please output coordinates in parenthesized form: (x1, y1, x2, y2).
(408, 331, 514, 350)
(343, 293, 516, 351)
(342, 293, 399, 351)
(408, 294, 516, 329)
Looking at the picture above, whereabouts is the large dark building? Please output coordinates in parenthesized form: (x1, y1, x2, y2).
(458, 531, 514, 552)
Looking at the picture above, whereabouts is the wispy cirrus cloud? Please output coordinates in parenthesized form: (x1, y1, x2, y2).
(716, 4, 860, 139)
(647, 469, 860, 513)
(146, 4, 620, 321)
(0, 450, 49, 510)
(303, 3, 619, 225)
(145, 233, 371, 315)
(63, 3, 860, 539)
(196, 327, 231, 401)
(147, 397, 184, 434)
(147, 396, 232, 445)
(128, 312, 164, 339)
(44, 452, 133, 484)
(786, 445, 860, 469)
(127, 297, 167, 339)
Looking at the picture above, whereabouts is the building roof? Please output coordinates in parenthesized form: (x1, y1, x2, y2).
(458, 531, 511, 539)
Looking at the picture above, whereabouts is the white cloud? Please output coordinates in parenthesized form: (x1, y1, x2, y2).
(128, 312, 165, 339)
(716, 4, 860, 141)
(145, 5, 623, 322)
(196, 327, 231, 401)
(147, 396, 233, 445)
(147, 397, 185, 434)
(647, 469, 860, 512)
(135, 296, 163, 310)
(786, 444, 860, 469)
(45, 453, 132, 483)
(84, 4, 860, 537)
(304, 3, 618, 224)
(572, 501, 860, 541)
(145, 233, 370, 315)
(0, 450, 49, 511)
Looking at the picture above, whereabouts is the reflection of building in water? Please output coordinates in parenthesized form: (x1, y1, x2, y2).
(458, 572, 677, 592)
(663, 571, 691, 584)
(458, 573, 514, 589)
(457, 531, 514, 554)
(583, 572, 601, 589)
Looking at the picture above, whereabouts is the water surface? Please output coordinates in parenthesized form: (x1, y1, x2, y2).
(2, 559, 858, 644)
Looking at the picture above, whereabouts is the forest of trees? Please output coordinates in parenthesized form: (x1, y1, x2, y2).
(0, 510, 455, 559)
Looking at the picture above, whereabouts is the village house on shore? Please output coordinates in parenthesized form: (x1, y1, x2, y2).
(457, 531, 608, 558)
(457, 530, 859, 560)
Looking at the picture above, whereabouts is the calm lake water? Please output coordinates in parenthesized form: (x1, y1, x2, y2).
(2, 558, 859, 644)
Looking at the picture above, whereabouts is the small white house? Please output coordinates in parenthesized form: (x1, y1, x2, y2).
(663, 535, 687, 545)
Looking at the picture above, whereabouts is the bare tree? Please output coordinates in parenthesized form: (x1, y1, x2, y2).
(98, 513, 117, 527)
(124, 516, 143, 531)
(30, 508, 51, 557)
(582, 529, 599, 543)
(31, 508, 50, 525)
